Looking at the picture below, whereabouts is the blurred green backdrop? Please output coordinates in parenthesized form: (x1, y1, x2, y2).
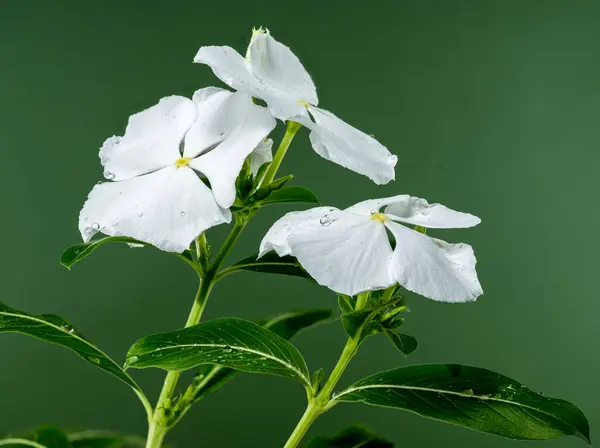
(1, 0, 598, 446)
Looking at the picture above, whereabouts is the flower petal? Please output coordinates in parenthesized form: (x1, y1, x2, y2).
(249, 138, 273, 175)
(188, 92, 275, 208)
(385, 221, 483, 302)
(79, 166, 231, 253)
(306, 107, 397, 185)
(344, 195, 411, 215)
(385, 196, 481, 229)
(99, 96, 198, 181)
(248, 32, 318, 106)
(182, 87, 234, 159)
(259, 206, 335, 257)
(283, 210, 395, 295)
(194, 45, 307, 122)
(345, 195, 480, 229)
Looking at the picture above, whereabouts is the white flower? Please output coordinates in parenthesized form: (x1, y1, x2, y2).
(194, 28, 398, 185)
(259, 195, 483, 302)
(79, 87, 276, 253)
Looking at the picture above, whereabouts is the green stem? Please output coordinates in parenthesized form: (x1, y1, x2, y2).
(145, 215, 250, 448)
(146, 280, 211, 448)
(283, 293, 370, 448)
(260, 120, 302, 186)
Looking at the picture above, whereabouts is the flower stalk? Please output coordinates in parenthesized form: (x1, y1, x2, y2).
(282, 292, 369, 448)
(259, 120, 302, 187)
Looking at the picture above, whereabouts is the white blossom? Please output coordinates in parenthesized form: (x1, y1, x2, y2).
(195, 29, 397, 185)
(260, 195, 483, 302)
(80, 88, 275, 252)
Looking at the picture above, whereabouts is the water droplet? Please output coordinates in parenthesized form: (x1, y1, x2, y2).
(138, 213, 144, 217)
(223, 346, 233, 353)
(180, 211, 187, 217)
(128, 355, 139, 363)
(320, 215, 336, 226)
(104, 170, 115, 180)
(91, 222, 100, 230)
(88, 357, 101, 365)
(421, 209, 429, 216)
(462, 389, 475, 396)
(260, 356, 267, 361)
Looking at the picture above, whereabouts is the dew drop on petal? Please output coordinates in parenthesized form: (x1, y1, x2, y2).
(91, 222, 100, 230)
(320, 215, 336, 226)
(138, 213, 144, 218)
(104, 170, 115, 180)
(180, 211, 187, 217)
(128, 355, 139, 363)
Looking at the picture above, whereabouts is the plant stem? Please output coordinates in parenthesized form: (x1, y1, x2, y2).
(283, 293, 370, 448)
(146, 280, 212, 448)
(145, 215, 250, 448)
(260, 120, 302, 186)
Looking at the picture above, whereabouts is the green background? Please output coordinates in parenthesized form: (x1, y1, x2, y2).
(1, 0, 598, 446)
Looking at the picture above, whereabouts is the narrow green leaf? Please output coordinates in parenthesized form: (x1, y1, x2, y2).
(0, 440, 48, 448)
(125, 317, 311, 387)
(262, 309, 332, 339)
(337, 295, 353, 314)
(0, 302, 148, 412)
(259, 186, 320, 206)
(60, 237, 143, 269)
(60, 237, 194, 271)
(219, 252, 313, 281)
(341, 309, 377, 339)
(335, 364, 590, 443)
(183, 309, 333, 406)
(307, 425, 394, 447)
(383, 330, 418, 356)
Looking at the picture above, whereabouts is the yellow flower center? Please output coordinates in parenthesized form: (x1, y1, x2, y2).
(175, 157, 191, 168)
(296, 99, 310, 108)
(370, 213, 388, 223)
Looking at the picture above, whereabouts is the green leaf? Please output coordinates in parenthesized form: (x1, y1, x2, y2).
(60, 237, 194, 271)
(125, 317, 312, 387)
(307, 425, 394, 447)
(334, 364, 590, 443)
(262, 309, 333, 339)
(60, 237, 143, 269)
(341, 310, 374, 339)
(219, 252, 313, 281)
(0, 302, 149, 414)
(383, 329, 418, 356)
(337, 295, 354, 314)
(259, 186, 319, 206)
(181, 310, 333, 406)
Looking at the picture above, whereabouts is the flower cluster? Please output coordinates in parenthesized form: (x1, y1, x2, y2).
(79, 28, 482, 302)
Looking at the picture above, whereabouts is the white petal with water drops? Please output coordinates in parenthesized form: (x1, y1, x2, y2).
(260, 194, 482, 301)
(99, 96, 198, 181)
(79, 166, 231, 253)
